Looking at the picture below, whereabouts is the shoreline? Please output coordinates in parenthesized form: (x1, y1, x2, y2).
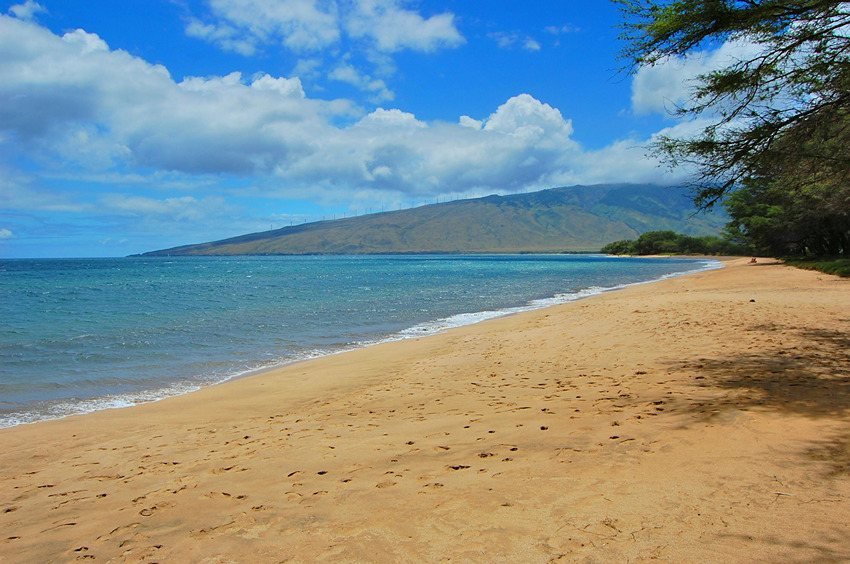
(1, 255, 722, 430)
(1, 257, 847, 561)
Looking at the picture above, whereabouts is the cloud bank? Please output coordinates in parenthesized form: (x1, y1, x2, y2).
(186, 0, 464, 55)
(0, 14, 684, 211)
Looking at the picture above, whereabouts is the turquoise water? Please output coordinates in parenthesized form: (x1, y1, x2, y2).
(0, 255, 718, 427)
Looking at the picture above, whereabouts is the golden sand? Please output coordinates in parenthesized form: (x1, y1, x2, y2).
(1, 258, 848, 562)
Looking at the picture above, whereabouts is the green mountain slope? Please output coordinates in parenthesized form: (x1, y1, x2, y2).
(140, 184, 726, 256)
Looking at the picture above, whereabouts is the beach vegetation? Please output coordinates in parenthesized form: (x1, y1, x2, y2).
(601, 230, 748, 255)
(784, 257, 850, 277)
(617, 0, 850, 258)
(723, 172, 850, 257)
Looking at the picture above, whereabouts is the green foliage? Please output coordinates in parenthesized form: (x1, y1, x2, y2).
(724, 175, 850, 256)
(601, 230, 748, 255)
(617, 0, 850, 206)
(722, 108, 850, 256)
(599, 239, 636, 255)
(617, 1, 850, 258)
(785, 258, 850, 277)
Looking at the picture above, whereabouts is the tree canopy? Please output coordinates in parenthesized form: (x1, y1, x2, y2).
(617, 0, 850, 255)
(601, 230, 746, 255)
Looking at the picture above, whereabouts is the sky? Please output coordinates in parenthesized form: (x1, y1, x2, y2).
(0, 0, 729, 258)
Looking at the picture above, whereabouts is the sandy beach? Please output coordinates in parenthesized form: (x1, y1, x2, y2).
(1, 257, 848, 562)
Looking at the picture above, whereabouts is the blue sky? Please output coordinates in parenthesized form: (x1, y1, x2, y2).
(0, 0, 725, 257)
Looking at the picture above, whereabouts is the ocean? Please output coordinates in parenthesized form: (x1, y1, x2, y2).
(0, 254, 719, 428)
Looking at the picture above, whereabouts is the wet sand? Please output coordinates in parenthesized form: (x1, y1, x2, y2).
(1, 257, 848, 562)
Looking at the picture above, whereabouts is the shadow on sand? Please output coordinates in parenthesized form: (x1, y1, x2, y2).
(718, 528, 850, 563)
(669, 323, 850, 476)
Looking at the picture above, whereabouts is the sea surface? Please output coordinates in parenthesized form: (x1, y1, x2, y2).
(0, 254, 720, 428)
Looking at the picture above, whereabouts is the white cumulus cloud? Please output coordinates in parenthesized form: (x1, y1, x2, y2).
(184, 0, 463, 99)
(188, 0, 340, 53)
(329, 63, 394, 101)
(8, 0, 45, 21)
(484, 94, 573, 141)
(0, 16, 350, 174)
(345, 0, 464, 52)
(523, 38, 541, 52)
(545, 24, 580, 35)
(250, 73, 307, 98)
(101, 195, 232, 221)
(489, 31, 542, 52)
(458, 116, 483, 130)
(632, 39, 763, 116)
(185, 19, 257, 56)
(356, 108, 425, 129)
(61, 28, 109, 53)
(0, 228, 13, 239)
(187, 0, 462, 54)
(0, 15, 689, 218)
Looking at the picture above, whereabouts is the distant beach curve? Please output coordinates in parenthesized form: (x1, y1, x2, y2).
(0, 254, 717, 427)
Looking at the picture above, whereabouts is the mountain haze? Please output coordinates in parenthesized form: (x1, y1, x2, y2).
(140, 184, 725, 256)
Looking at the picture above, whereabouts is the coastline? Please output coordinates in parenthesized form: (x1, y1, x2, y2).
(1, 257, 848, 561)
(0, 255, 721, 429)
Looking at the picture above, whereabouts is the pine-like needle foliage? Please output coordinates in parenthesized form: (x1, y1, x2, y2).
(618, 0, 850, 254)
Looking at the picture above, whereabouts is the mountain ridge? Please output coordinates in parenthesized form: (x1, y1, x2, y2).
(139, 183, 726, 256)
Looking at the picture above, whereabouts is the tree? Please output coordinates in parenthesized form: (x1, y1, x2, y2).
(724, 175, 850, 256)
(616, 0, 850, 208)
(600, 230, 748, 254)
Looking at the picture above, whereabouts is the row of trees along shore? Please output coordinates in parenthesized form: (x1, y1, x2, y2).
(616, 0, 849, 258)
(600, 229, 850, 275)
(601, 230, 748, 256)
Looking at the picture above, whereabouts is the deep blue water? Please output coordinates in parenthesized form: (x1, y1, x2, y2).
(0, 254, 718, 427)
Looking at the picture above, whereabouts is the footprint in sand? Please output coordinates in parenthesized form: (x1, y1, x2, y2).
(375, 481, 397, 488)
(213, 465, 237, 474)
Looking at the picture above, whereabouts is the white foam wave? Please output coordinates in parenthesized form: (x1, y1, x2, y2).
(373, 258, 722, 341)
(0, 381, 202, 428)
(0, 346, 356, 429)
